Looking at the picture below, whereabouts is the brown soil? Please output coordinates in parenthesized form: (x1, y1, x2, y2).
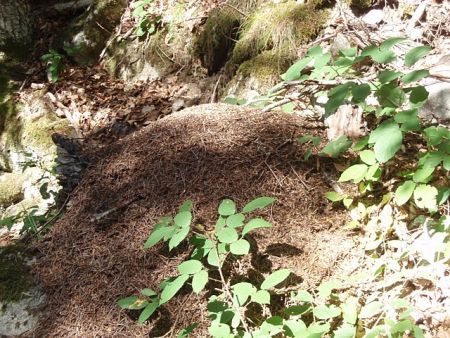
(30, 104, 352, 337)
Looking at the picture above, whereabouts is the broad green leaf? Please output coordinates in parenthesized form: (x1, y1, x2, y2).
(394, 181, 416, 206)
(376, 83, 405, 107)
(230, 239, 250, 255)
(391, 319, 412, 333)
(313, 304, 341, 320)
(351, 84, 371, 102)
(216, 227, 239, 243)
(177, 323, 199, 338)
(179, 200, 193, 212)
(207, 248, 220, 267)
(315, 52, 331, 69)
(169, 226, 190, 250)
(298, 135, 321, 146)
(293, 290, 314, 303)
(232, 282, 257, 305)
(423, 126, 449, 146)
(361, 45, 396, 63)
(308, 322, 331, 336)
(394, 108, 418, 123)
(413, 325, 425, 338)
(282, 102, 295, 113)
(281, 57, 312, 81)
(242, 197, 275, 213)
(242, 218, 272, 236)
(284, 304, 312, 316)
(224, 96, 238, 105)
(174, 211, 192, 228)
(333, 323, 356, 338)
(227, 213, 245, 228)
(320, 135, 352, 158)
(414, 184, 438, 210)
(405, 45, 432, 67)
(365, 164, 381, 181)
(192, 270, 208, 293)
(402, 69, 429, 84)
(325, 191, 345, 202)
(409, 86, 429, 105)
(284, 319, 307, 337)
(317, 280, 341, 299)
(339, 164, 368, 183)
(380, 37, 406, 50)
(443, 155, 450, 170)
(117, 296, 146, 309)
(364, 325, 385, 338)
(438, 187, 450, 205)
(325, 83, 354, 114)
(208, 323, 231, 337)
(218, 199, 236, 216)
(261, 269, 290, 290)
(378, 70, 402, 83)
(353, 136, 369, 151)
(360, 301, 383, 319)
(140, 288, 157, 297)
(360, 150, 377, 165)
(178, 260, 202, 275)
(160, 274, 190, 305)
(251, 290, 271, 304)
(413, 166, 434, 183)
(369, 120, 403, 163)
(144, 226, 173, 249)
(340, 47, 357, 57)
(138, 301, 159, 323)
(341, 296, 358, 324)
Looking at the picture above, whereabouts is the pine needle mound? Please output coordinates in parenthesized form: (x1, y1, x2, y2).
(31, 104, 352, 337)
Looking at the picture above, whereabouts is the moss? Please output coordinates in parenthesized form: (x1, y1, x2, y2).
(231, 1, 328, 65)
(348, 0, 373, 11)
(0, 172, 26, 207)
(0, 243, 33, 303)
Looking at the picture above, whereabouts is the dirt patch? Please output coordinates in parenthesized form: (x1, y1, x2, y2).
(31, 104, 352, 337)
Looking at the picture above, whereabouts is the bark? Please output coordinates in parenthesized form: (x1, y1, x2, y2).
(0, 0, 33, 54)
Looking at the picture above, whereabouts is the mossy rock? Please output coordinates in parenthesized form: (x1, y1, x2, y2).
(62, 0, 127, 66)
(0, 244, 33, 303)
(223, 51, 288, 100)
(231, 1, 328, 65)
(0, 173, 25, 207)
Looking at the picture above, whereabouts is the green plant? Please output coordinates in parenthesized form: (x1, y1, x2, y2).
(40, 49, 65, 82)
(131, 0, 162, 37)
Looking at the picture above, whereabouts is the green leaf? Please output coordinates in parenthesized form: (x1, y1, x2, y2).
(315, 52, 331, 69)
(207, 248, 220, 267)
(376, 83, 405, 107)
(409, 86, 429, 105)
(208, 322, 231, 337)
(325, 191, 345, 202)
(352, 84, 371, 102)
(223, 96, 238, 105)
(360, 301, 383, 319)
(160, 274, 190, 305)
(230, 239, 250, 255)
(216, 227, 239, 244)
(438, 187, 450, 205)
(339, 164, 368, 183)
(177, 323, 199, 338)
(284, 304, 312, 316)
(179, 200, 193, 212)
(378, 70, 402, 83)
(413, 166, 434, 183)
(317, 280, 341, 299)
(293, 290, 314, 303)
(360, 150, 377, 165)
(443, 155, 450, 170)
(118, 296, 145, 309)
(424, 126, 449, 146)
(325, 83, 353, 114)
(168, 226, 190, 250)
(261, 269, 290, 290)
(333, 323, 356, 338)
(144, 226, 174, 249)
(320, 135, 352, 158)
(218, 199, 236, 216)
(341, 296, 358, 324)
(405, 45, 432, 67)
(226, 213, 245, 228)
(192, 270, 208, 294)
(232, 282, 257, 305)
(178, 260, 202, 275)
(242, 218, 272, 236)
(361, 45, 396, 64)
(365, 164, 381, 181)
(353, 136, 369, 151)
(402, 70, 429, 84)
(380, 37, 406, 50)
(251, 290, 271, 304)
(391, 319, 412, 334)
(282, 102, 295, 113)
(394, 108, 418, 123)
(340, 47, 357, 57)
(138, 301, 159, 323)
(174, 211, 192, 228)
(242, 197, 275, 213)
(394, 181, 416, 206)
(141, 288, 157, 297)
(313, 304, 341, 320)
(281, 57, 312, 81)
(414, 184, 438, 210)
(369, 120, 403, 163)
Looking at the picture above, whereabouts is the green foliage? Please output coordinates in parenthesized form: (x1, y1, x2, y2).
(41, 49, 65, 82)
(131, 0, 161, 37)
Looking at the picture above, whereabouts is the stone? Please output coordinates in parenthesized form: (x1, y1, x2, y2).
(361, 9, 384, 25)
(172, 83, 202, 112)
(0, 172, 25, 207)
